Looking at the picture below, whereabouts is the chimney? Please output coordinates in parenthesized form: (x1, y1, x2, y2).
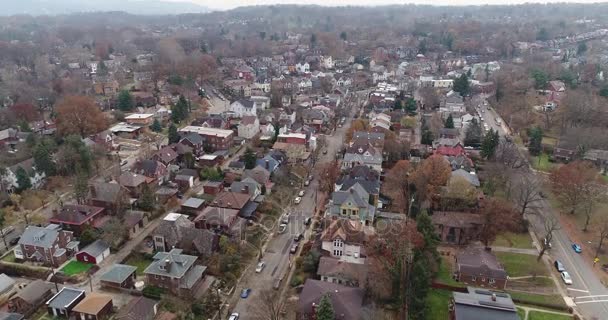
(265, 159, 270, 170)
(491, 293, 497, 302)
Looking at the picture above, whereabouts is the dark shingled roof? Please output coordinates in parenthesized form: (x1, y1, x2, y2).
(116, 297, 158, 320)
(298, 279, 364, 319)
(456, 247, 507, 280)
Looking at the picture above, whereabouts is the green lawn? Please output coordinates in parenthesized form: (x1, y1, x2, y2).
(602, 175, 608, 184)
(426, 289, 451, 320)
(531, 153, 554, 172)
(494, 232, 534, 249)
(517, 307, 526, 320)
(124, 254, 153, 275)
(436, 257, 465, 287)
(541, 136, 558, 146)
(509, 291, 567, 309)
(60, 260, 93, 276)
(528, 310, 572, 320)
(1, 252, 16, 263)
(495, 252, 549, 278)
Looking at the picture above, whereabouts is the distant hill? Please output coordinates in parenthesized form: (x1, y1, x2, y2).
(2, 0, 209, 16)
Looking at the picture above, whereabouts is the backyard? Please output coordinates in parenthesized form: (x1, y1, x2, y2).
(426, 288, 451, 320)
(527, 310, 572, 320)
(530, 152, 554, 172)
(60, 260, 93, 276)
(494, 232, 535, 249)
(123, 253, 154, 275)
(435, 257, 464, 287)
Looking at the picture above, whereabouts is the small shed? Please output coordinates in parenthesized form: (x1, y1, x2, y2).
(100, 264, 138, 290)
(180, 197, 206, 215)
(76, 240, 111, 265)
(72, 293, 113, 320)
(46, 287, 85, 318)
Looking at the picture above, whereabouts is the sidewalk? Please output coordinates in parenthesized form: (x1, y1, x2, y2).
(518, 305, 572, 320)
(492, 246, 538, 256)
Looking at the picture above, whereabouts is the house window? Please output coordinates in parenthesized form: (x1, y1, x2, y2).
(333, 249, 343, 256)
(481, 278, 486, 282)
(471, 276, 476, 282)
(341, 209, 347, 216)
(489, 278, 495, 285)
(333, 239, 343, 247)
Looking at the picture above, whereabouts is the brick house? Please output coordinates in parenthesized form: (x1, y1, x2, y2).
(48, 205, 106, 236)
(179, 126, 234, 152)
(15, 225, 77, 267)
(144, 249, 207, 297)
(431, 212, 483, 245)
(88, 182, 130, 215)
(210, 191, 258, 220)
(152, 213, 217, 258)
(455, 248, 508, 290)
(8, 280, 54, 317)
(193, 207, 243, 236)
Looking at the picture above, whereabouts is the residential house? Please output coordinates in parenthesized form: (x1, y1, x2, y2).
(180, 198, 206, 216)
(434, 138, 466, 157)
(194, 207, 243, 236)
(250, 96, 270, 111)
(317, 256, 368, 288)
(445, 155, 474, 172)
(109, 123, 142, 139)
(116, 297, 158, 320)
(179, 126, 234, 151)
(192, 114, 227, 130)
(0, 312, 23, 320)
(230, 177, 262, 200)
(211, 191, 258, 219)
(224, 79, 251, 97)
(155, 187, 179, 205)
(548, 80, 566, 92)
(342, 144, 383, 172)
(450, 287, 519, 320)
(431, 211, 483, 245)
(442, 91, 466, 115)
(295, 62, 310, 73)
(133, 160, 167, 184)
(259, 123, 275, 141)
(15, 225, 77, 267)
(152, 147, 179, 166)
(440, 128, 460, 139)
(335, 175, 380, 208)
(370, 113, 391, 132)
(242, 165, 272, 191)
(46, 287, 86, 318)
(328, 185, 376, 225)
(238, 116, 260, 139)
(72, 294, 113, 320)
(76, 240, 111, 265)
(0, 274, 15, 295)
(100, 264, 138, 290)
(152, 213, 217, 258)
(144, 249, 207, 297)
(118, 172, 150, 197)
(584, 149, 608, 172)
(3, 159, 46, 193)
(230, 100, 257, 118)
(202, 181, 224, 195)
(351, 131, 385, 149)
(125, 114, 154, 126)
(320, 219, 367, 263)
(179, 133, 204, 155)
(0, 128, 18, 147)
(256, 154, 280, 172)
(553, 139, 578, 162)
(124, 210, 148, 239)
(49, 205, 105, 236)
(88, 182, 129, 214)
(455, 248, 508, 289)
(8, 280, 54, 317)
(297, 279, 364, 320)
(450, 169, 481, 188)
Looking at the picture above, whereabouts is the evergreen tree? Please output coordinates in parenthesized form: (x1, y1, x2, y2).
(481, 129, 499, 159)
(139, 184, 156, 211)
(315, 294, 335, 320)
(171, 95, 190, 123)
(33, 142, 56, 176)
(444, 114, 455, 129)
(528, 126, 543, 156)
(453, 73, 470, 96)
(74, 170, 88, 204)
(405, 98, 417, 114)
(408, 251, 432, 320)
(421, 129, 434, 145)
(464, 118, 482, 146)
(117, 90, 134, 111)
(416, 211, 440, 256)
(243, 148, 256, 169)
(531, 69, 549, 90)
(151, 119, 162, 132)
(15, 167, 31, 192)
(340, 31, 347, 41)
(184, 152, 195, 169)
(168, 123, 180, 144)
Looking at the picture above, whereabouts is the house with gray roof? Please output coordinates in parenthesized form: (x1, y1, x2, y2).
(76, 239, 110, 265)
(450, 169, 481, 188)
(152, 213, 217, 258)
(2, 158, 46, 193)
(144, 249, 207, 297)
(297, 279, 364, 320)
(46, 287, 85, 318)
(342, 145, 383, 172)
(451, 287, 519, 320)
(116, 296, 158, 320)
(230, 99, 257, 118)
(0, 312, 24, 320)
(230, 177, 262, 200)
(8, 280, 54, 317)
(328, 185, 376, 225)
(0, 274, 15, 295)
(100, 264, 138, 290)
(15, 225, 76, 267)
(88, 182, 129, 214)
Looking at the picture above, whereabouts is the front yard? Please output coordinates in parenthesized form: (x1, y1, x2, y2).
(528, 310, 572, 320)
(494, 232, 535, 249)
(60, 260, 93, 276)
(495, 252, 548, 278)
(530, 153, 554, 172)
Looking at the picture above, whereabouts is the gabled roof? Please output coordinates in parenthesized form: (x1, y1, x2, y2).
(79, 239, 110, 258)
(154, 213, 215, 257)
(180, 133, 203, 145)
(298, 279, 364, 319)
(241, 115, 258, 126)
(432, 211, 483, 229)
(116, 297, 158, 320)
(153, 146, 178, 164)
(12, 280, 52, 304)
(50, 204, 104, 225)
(320, 219, 366, 244)
(235, 99, 255, 110)
(211, 191, 250, 210)
(451, 169, 480, 187)
(194, 207, 240, 226)
(456, 248, 507, 280)
(317, 257, 368, 285)
(72, 294, 112, 315)
(89, 182, 124, 204)
(118, 172, 148, 188)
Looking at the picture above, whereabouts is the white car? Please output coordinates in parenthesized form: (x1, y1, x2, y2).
(294, 197, 302, 204)
(561, 271, 573, 285)
(255, 261, 266, 273)
(229, 313, 240, 320)
(278, 223, 287, 234)
(304, 180, 310, 186)
(298, 190, 305, 197)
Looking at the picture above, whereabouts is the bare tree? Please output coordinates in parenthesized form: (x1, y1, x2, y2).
(537, 216, 560, 261)
(494, 140, 526, 170)
(515, 175, 543, 216)
(252, 288, 285, 320)
(582, 183, 605, 232)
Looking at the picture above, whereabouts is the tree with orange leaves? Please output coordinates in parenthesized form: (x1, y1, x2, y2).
(478, 197, 521, 246)
(412, 154, 452, 204)
(316, 160, 341, 194)
(344, 119, 368, 142)
(383, 160, 414, 214)
(550, 161, 603, 215)
(55, 96, 108, 138)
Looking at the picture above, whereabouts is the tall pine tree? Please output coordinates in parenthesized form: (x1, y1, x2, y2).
(151, 119, 162, 132)
(168, 123, 180, 144)
(481, 129, 499, 159)
(117, 90, 134, 111)
(528, 126, 543, 156)
(315, 294, 335, 320)
(444, 114, 455, 129)
(15, 167, 31, 192)
(33, 142, 56, 176)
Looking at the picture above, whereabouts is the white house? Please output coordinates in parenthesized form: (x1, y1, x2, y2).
(238, 115, 260, 139)
(320, 219, 366, 264)
(295, 62, 310, 73)
(433, 79, 454, 88)
(230, 99, 257, 117)
(298, 79, 313, 90)
(251, 96, 270, 111)
(320, 55, 334, 69)
(259, 123, 275, 141)
(337, 77, 352, 87)
(254, 81, 271, 93)
(2, 159, 46, 193)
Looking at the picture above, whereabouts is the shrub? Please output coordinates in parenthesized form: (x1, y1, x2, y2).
(290, 275, 304, 287)
(142, 286, 165, 300)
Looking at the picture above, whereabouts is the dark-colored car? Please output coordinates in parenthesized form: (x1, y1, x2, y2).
(554, 260, 565, 273)
(9, 236, 20, 246)
(240, 288, 251, 299)
(294, 233, 303, 242)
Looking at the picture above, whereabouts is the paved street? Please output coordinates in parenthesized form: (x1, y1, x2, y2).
(483, 98, 608, 319)
(229, 92, 363, 319)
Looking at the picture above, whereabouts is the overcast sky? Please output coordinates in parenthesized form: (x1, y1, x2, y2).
(175, 0, 601, 11)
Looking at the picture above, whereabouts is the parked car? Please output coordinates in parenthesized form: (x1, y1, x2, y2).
(278, 223, 287, 234)
(554, 260, 565, 273)
(229, 313, 240, 320)
(290, 243, 299, 254)
(294, 197, 302, 204)
(1, 226, 15, 235)
(240, 288, 251, 298)
(561, 271, 573, 285)
(304, 217, 312, 226)
(120, 160, 128, 166)
(298, 190, 305, 197)
(255, 261, 266, 273)
(273, 278, 282, 290)
(304, 180, 310, 186)
(572, 243, 582, 253)
(9, 236, 20, 246)
(294, 233, 303, 242)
